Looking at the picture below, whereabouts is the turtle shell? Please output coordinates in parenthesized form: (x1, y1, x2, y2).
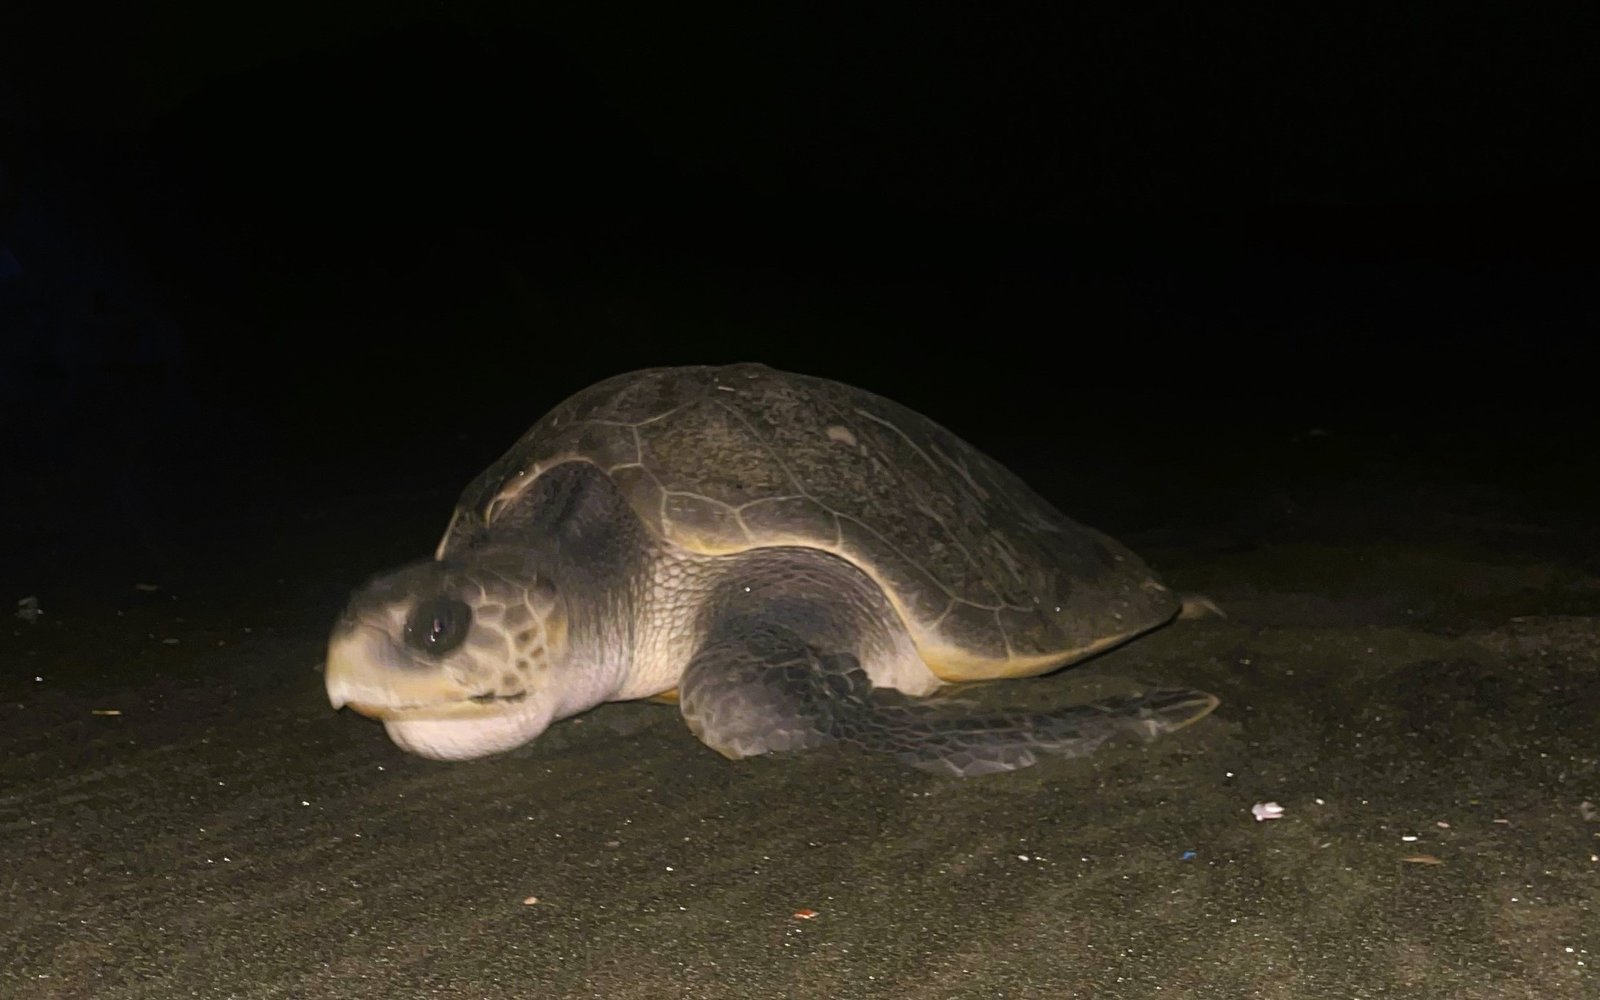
(438, 363, 1179, 681)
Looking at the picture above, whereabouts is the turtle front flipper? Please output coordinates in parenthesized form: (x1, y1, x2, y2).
(678, 614, 1219, 777)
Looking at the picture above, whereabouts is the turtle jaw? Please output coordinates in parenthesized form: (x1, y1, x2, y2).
(325, 624, 531, 720)
(324, 624, 483, 720)
(325, 624, 556, 759)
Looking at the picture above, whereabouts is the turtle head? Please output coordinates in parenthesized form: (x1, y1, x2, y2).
(324, 550, 576, 760)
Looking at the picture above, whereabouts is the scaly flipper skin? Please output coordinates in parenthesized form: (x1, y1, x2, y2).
(679, 617, 1216, 776)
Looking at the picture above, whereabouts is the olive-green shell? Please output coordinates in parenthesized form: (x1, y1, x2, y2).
(438, 363, 1178, 680)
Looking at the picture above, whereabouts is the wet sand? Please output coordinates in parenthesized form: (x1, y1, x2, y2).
(4, 424, 1597, 999)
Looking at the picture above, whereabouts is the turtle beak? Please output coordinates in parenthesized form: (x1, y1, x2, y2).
(324, 621, 480, 720)
(325, 616, 555, 760)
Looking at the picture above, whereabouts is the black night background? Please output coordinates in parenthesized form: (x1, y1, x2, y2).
(2, 4, 1597, 997)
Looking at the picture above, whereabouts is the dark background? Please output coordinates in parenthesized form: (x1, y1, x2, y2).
(2, 2, 1595, 592)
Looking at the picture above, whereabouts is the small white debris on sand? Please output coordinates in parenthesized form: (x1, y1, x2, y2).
(1401, 835, 1419, 842)
(91, 709, 122, 716)
(522, 896, 539, 906)
(1252, 801, 1285, 822)
(16, 597, 42, 622)
(1580, 801, 1597, 821)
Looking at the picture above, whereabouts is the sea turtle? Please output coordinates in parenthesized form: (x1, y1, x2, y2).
(324, 363, 1217, 776)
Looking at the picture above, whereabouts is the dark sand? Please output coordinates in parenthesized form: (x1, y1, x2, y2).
(4, 425, 1597, 999)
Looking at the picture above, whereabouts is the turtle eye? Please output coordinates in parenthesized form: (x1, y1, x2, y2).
(405, 596, 472, 657)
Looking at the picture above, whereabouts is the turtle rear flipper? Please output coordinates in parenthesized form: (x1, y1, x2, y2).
(678, 615, 1218, 777)
(890, 687, 1218, 777)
